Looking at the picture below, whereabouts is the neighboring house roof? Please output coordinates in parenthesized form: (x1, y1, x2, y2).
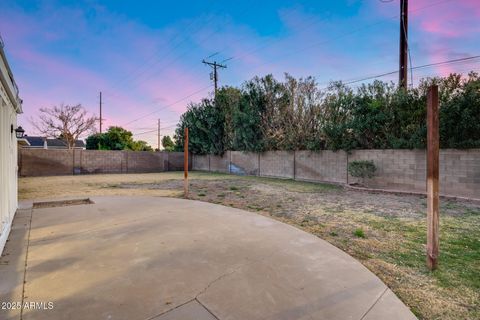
(23, 136, 85, 149)
(24, 136, 45, 147)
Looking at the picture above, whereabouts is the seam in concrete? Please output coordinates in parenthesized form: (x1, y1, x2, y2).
(144, 298, 195, 320)
(19, 207, 34, 320)
(194, 245, 281, 300)
(195, 298, 220, 320)
(359, 287, 388, 320)
(195, 268, 239, 299)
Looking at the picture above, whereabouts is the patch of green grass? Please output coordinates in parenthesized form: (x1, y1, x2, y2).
(217, 193, 225, 198)
(353, 228, 366, 238)
(247, 204, 264, 211)
(197, 192, 206, 197)
(266, 178, 340, 193)
(329, 231, 338, 237)
(365, 212, 480, 292)
(229, 186, 240, 191)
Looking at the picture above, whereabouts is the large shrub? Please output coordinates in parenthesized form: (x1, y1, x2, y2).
(174, 72, 480, 154)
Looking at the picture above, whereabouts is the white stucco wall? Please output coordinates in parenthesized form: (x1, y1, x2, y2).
(0, 43, 22, 254)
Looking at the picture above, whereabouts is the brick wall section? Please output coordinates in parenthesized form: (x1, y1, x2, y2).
(125, 152, 165, 173)
(80, 150, 125, 174)
(209, 152, 230, 173)
(20, 149, 73, 176)
(18, 149, 185, 176)
(348, 149, 426, 191)
(192, 155, 209, 171)
(347, 149, 480, 199)
(259, 151, 295, 179)
(230, 151, 259, 175)
(295, 150, 347, 184)
(440, 149, 480, 198)
(164, 152, 190, 171)
(19, 148, 480, 199)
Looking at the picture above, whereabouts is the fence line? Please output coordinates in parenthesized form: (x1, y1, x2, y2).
(192, 149, 480, 200)
(18, 149, 189, 176)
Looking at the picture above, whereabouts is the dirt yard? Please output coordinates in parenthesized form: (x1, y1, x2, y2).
(19, 172, 480, 320)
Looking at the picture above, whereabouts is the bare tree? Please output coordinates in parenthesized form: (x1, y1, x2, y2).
(32, 104, 97, 149)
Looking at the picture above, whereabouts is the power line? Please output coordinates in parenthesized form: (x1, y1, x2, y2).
(103, 0, 256, 103)
(341, 55, 480, 86)
(101, 0, 404, 117)
(103, 0, 218, 95)
(130, 56, 480, 139)
(133, 124, 178, 136)
(226, 0, 454, 87)
(110, 0, 456, 130)
(121, 84, 212, 127)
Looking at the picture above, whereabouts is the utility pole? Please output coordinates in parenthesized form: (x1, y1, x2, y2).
(202, 59, 227, 98)
(157, 119, 161, 151)
(99, 91, 103, 133)
(399, 0, 408, 89)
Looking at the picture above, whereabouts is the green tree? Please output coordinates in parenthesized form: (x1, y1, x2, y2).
(161, 135, 175, 151)
(173, 72, 480, 153)
(86, 126, 153, 151)
(102, 126, 134, 150)
(174, 98, 227, 155)
(130, 140, 153, 151)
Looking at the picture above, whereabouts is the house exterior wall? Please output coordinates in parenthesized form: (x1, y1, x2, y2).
(0, 42, 22, 254)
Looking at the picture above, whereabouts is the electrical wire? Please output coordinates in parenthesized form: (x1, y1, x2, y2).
(121, 84, 213, 127)
(103, 0, 218, 96)
(340, 55, 480, 86)
(111, 0, 457, 132)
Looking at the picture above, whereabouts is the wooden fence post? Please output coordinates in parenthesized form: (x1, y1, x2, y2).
(427, 85, 440, 270)
(184, 128, 189, 198)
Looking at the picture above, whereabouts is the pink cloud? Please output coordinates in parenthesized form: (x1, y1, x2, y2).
(411, 0, 480, 38)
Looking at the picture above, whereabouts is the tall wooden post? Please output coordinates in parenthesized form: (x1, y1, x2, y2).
(184, 127, 189, 198)
(427, 85, 439, 270)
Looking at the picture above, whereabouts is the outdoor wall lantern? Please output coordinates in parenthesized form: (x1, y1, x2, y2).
(11, 125, 25, 138)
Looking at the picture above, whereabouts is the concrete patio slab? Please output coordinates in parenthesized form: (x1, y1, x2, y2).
(0, 196, 417, 320)
(151, 300, 217, 320)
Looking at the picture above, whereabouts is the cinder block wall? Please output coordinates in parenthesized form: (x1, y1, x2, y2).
(295, 150, 347, 184)
(230, 151, 259, 175)
(19, 149, 74, 176)
(348, 149, 426, 191)
(80, 150, 126, 174)
(209, 152, 230, 173)
(126, 152, 165, 173)
(20, 148, 480, 199)
(259, 151, 295, 179)
(439, 149, 479, 198)
(164, 152, 191, 171)
(19, 149, 185, 176)
(192, 155, 209, 171)
(192, 149, 480, 199)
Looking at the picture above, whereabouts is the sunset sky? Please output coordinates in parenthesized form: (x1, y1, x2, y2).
(1, 0, 479, 147)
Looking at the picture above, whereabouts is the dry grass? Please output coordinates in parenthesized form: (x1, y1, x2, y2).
(19, 172, 480, 320)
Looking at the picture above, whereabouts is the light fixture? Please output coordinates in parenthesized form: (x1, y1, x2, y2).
(11, 125, 25, 138)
